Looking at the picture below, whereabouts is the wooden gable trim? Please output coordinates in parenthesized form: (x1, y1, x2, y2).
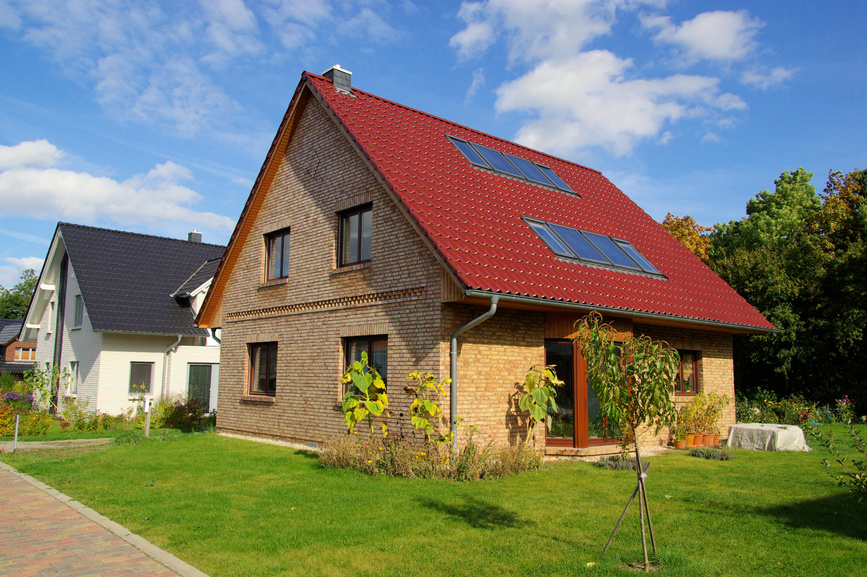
(197, 79, 313, 328)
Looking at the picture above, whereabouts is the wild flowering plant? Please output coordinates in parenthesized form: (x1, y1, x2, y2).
(836, 395, 856, 423)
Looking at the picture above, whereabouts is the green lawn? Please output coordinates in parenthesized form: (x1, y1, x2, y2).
(0, 417, 183, 442)
(2, 427, 865, 577)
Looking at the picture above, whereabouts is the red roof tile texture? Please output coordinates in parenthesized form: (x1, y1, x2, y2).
(306, 73, 774, 331)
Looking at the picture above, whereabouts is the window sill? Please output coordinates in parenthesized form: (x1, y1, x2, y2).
(675, 392, 698, 397)
(71, 326, 82, 331)
(331, 262, 371, 276)
(240, 395, 276, 405)
(258, 278, 289, 290)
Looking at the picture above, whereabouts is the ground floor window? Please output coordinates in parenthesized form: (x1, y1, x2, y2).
(343, 336, 387, 393)
(675, 350, 700, 394)
(129, 362, 154, 395)
(188, 363, 216, 411)
(68, 361, 79, 395)
(249, 343, 277, 396)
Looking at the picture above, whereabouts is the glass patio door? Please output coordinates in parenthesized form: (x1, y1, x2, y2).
(545, 340, 609, 448)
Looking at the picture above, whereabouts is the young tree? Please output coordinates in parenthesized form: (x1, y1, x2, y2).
(577, 312, 679, 571)
(0, 269, 38, 320)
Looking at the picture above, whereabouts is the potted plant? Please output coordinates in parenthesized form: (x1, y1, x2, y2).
(701, 392, 731, 447)
(672, 422, 687, 449)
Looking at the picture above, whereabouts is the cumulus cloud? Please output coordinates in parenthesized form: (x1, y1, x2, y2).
(0, 140, 236, 234)
(643, 10, 764, 63)
(495, 52, 745, 156)
(741, 66, 795, 90)
(0, 140, 64, 170)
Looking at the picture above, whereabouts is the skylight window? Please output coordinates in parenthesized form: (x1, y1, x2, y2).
(448, 136, 576, 195)
(525, 218, 664, 277)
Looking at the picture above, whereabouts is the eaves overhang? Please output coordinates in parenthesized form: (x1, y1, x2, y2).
(463, 289, 778, 335)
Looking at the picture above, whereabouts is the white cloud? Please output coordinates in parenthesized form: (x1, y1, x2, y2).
(701, 132, 722, 144)
(495, 53, 745, 156)
(0, 140, 64, 170)
(198, 0, 263, 66)
(741, 66, 795, 90)
(0, 140, 236, 234)
(465, 68, 486, 101)
(0, 257, 44, 288)
(0, 0, 21, 30)
(644, 10, 764, 63)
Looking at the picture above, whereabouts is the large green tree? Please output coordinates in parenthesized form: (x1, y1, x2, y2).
(705, 168, 866, 410)
(0, 268, 38, 320)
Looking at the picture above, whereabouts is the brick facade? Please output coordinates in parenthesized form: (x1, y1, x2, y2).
(214, 94, 738, 456)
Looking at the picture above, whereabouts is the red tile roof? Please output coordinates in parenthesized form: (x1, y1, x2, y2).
(305, 72, 773, 331)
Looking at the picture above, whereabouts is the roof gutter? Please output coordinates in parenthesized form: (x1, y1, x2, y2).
(160, 335, 183, 400)
(463, 290, 776, 334)
(450, 295, 499, 453)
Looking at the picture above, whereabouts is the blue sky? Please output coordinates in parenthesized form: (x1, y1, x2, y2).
(0, 0, 864, 288)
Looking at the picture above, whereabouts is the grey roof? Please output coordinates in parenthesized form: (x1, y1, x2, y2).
(0, 319, 23, 345)
(172, 257, 221, 298)
(0, 361, 34, 375)
(59, 223, 226, 336)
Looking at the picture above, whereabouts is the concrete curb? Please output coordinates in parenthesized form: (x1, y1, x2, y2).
(0, 459, 210, 577)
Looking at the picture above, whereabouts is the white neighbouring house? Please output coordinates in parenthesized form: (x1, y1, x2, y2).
(21, 223, 226, 415)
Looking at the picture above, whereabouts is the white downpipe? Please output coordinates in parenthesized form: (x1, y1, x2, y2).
(161, 335, 183, 400)
(449, 296, 499, 453)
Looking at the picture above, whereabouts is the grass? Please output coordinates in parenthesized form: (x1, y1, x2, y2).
(0, 417, 183, 442)
(1, 425, 865, 577)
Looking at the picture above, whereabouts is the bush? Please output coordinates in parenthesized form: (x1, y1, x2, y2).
(689, 447, 734, 460)
(3, 391, 34, 412)
(0, 372, 18, 394)
(162, 398, 214, 431)
(594, 454, 649, 471)
(0, 402, 51, 436)
(320, 433, 541, 481)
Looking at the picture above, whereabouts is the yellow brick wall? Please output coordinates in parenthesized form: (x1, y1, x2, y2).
(216, 97, 445, 445)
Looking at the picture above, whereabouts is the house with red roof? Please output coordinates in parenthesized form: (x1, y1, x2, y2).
(197, 66, 773, 455)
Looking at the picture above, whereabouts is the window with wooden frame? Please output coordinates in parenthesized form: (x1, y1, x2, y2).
(14, 347, 36, 361)
(265, 229, 290, 280)
(343, 336, 387, 394)
(675, 350, 700, 394)
(249, 342, 278, 396)
(338, 205, 372, 267)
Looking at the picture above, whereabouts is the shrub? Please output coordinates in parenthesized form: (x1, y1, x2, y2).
(320, 433, 541, 481)
(19, 412, 51, 436)
(0, 372, 17, 394)
(0, 402, 14, 435)
(162, 398, 213, 431)
(836, 395, 856, 424)
(3, 391, 34, 412)
(594, 454, 649, 471)
(689, 447, 734, 460)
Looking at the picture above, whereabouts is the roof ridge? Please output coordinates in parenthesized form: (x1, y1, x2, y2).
(58, 222, 226, 248)
(305, 72, 601, 175)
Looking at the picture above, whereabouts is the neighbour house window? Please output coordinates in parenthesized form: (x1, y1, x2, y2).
(188, 363, 214, 411)
(129, 362, 154, 395)
(266, 229, 291, 280)
(343, 336, 388, 394)
(675, 350, 700, 394)
(69, 361, 79, 395)
(73, 295, 83, 328)
(339, 205, 372, 267)
(14, 347, 36, 361)
(249, 343, 277, 396)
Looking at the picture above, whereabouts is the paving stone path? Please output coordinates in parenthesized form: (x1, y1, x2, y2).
(0, 456, 208, 577)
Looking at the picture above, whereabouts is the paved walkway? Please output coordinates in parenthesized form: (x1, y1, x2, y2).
(0, 458, 208, 577)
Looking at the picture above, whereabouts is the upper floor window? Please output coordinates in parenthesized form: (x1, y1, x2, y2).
(73, 294, 84, 328)
(675, 350, 700, 394)
(339, 205, 372, 267)
(69, 361, 79, 395)
(249, 342, 278, 396)
(14, 347, 36, 361)
(266, 229, 290, 280)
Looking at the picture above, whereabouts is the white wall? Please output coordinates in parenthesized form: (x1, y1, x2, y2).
(58, 268, 103, 413)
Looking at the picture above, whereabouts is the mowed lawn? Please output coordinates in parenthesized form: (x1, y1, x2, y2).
(2, 428, 865, 577)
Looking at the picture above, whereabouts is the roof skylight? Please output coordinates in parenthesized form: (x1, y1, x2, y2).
(526, 218, 664, 277)
(448, 136, 576, 194)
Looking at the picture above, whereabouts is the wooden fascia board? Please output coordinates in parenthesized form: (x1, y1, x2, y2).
(306, 84, 468, 299)
(197, 81, 312, 329)
(21, 225, 65, 341)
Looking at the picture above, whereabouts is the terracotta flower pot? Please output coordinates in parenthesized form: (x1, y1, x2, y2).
(685, 434, 695, 448)
(703, 434, 714, 446)
(673, 439, 686, 449)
